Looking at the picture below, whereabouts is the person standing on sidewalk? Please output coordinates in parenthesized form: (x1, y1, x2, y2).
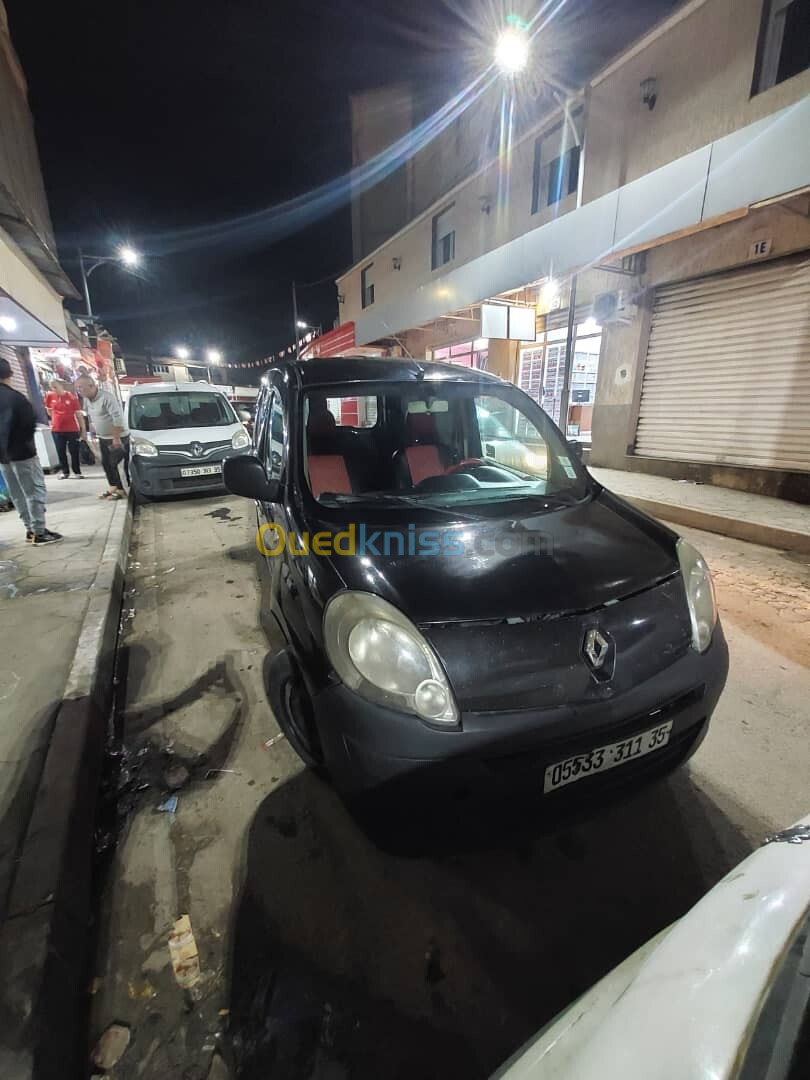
(44, 379, 86, 479)
(0, 357, 63, 544)
(75, 374, 130, 500)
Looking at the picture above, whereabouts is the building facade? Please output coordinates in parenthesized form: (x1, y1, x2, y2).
(336, 0, 810, 500)
(0, 1, 76, 407)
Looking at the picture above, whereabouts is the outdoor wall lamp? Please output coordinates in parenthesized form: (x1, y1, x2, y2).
(641, 77, 657, 110)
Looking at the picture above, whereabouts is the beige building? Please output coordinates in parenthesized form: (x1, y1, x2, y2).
(337, 0, 810, 500)
(0, 1, 76, 397)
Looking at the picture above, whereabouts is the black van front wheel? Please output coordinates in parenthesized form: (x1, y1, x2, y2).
(265, 650, 326, 775)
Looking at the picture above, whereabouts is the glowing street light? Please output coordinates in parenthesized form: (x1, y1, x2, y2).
(296, 320, 308, 329)
(495, 26, 529, 75)
(77, 243, 144, 318)
(174, 345, 190, 360)
(119, 245, 141, 267)
(206, 349, 222, 364)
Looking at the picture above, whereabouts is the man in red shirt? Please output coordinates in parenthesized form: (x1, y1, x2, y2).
(44, 378, 86, 478)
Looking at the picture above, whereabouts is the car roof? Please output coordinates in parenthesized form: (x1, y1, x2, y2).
(267, 355, 504, 389)
(127, 381, 227, 396)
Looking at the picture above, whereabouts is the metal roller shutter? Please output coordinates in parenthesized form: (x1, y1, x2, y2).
(635, 256, 810, 472)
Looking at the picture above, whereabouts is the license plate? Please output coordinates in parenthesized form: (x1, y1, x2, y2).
(543, 720, 673, 794)
(180, 464, 221, 478)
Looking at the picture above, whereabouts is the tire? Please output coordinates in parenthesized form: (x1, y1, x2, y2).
(264, 650, 327, 775)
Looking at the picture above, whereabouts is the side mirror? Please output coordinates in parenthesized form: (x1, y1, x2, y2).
(567, 439, 584, 460)
(239, 410, 251, 423)
(224, 454, 279, 502)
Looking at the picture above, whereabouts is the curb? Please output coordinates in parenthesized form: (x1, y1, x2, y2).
(622, 496, 810, 555)
(0, 498, 133, 1080)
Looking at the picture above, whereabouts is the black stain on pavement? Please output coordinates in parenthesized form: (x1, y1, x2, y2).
(206, 506, 242, 522)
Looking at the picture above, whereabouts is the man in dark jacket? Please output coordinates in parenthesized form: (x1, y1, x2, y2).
(0, 356, 62, 544)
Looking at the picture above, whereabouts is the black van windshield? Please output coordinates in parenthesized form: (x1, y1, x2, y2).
(302, 380, 590, 510)
(129, 392, 237, 431)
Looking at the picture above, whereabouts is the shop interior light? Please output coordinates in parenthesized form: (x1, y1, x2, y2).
(0, 315, 17, 333)
(541, 279, 559, 305)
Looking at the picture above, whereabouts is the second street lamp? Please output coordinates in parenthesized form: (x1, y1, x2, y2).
(206, 349, 222, 383)
(78, 245, 142, 318)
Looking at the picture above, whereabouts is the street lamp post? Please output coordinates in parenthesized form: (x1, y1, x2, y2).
(291, 281, 301, 360)
(78, 245, 141, 318)
(206, 349, 222, 384)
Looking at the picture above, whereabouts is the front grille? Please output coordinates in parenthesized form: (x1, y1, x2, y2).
(158, 439, 231, 458)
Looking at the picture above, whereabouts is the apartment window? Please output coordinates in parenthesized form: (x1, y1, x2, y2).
(755, 0, 810, 93)
(361, 263, 375, 308)
(531, 111, 582, 215)
(432, 204, 456, 270)
(532, 141, 580, 213)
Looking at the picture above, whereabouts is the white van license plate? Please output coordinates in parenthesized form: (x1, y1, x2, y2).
(180, 464, 221, 478)
(543, 721, 673, 793)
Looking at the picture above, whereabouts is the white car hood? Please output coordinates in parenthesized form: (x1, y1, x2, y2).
(132, 423, 243, 447)
(496, 813, 810, 1080)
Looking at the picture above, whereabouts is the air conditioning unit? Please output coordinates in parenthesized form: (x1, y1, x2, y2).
(593, 290, 636, 325)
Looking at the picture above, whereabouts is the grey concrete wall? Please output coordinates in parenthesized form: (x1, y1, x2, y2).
(338, 0, 810, 333)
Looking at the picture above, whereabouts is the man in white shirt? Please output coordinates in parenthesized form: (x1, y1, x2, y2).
(75, 375, 130, 499)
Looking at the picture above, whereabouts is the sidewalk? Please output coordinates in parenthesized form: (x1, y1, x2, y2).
(591, 468, 810, 554)
(0, 465, 131, 1079)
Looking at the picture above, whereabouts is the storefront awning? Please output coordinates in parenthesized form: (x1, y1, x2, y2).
(300, 321, 356, 360)
(354, 93, 810, 346)
(0, 228, 68, 344)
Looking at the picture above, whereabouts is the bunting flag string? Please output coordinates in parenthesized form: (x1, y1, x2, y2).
(222, 329, 315, 369)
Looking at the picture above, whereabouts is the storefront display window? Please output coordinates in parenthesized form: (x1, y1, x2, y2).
(518, 320, 602, 441)
(431, 338, 488, 369)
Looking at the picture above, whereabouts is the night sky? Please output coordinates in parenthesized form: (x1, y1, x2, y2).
(6, 1, 675, 373)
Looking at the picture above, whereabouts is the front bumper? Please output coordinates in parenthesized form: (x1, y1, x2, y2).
(312, 625, 728, 798)
(130, 452, 236, 496)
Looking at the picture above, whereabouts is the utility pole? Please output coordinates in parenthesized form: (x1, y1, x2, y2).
(558, 273, 578, 437)
(291, 281, 300, 360)
(78, 248, 94, 318)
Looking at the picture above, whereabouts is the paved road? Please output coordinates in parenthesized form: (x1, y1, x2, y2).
(88, 496, 810, 1079)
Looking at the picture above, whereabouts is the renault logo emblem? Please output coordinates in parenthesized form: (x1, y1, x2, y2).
(190, 441, 204, 458)
(583, 628, 611, 671)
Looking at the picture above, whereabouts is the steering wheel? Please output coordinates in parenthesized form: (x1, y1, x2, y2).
(444, 457, 487, 475)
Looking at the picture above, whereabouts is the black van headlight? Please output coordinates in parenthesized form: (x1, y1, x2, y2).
(677, 538, 717, 652)
(324, 592, 458, 725)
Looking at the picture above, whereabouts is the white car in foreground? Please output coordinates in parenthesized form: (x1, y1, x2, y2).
(495, 814, 810, 1080)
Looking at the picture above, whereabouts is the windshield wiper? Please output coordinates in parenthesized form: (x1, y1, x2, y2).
(321, 492, 484, 522)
